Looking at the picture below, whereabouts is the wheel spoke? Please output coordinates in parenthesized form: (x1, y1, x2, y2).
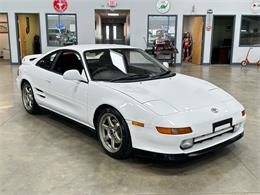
(25, 87, 30, 94)
(114, 122, 120, 130)
(107, 116, 114, 128)
(104, 134, 110, 141)
(26, 94, 32, 107)
(27, 97, 30, 104)
(28, 94, 33, 101)
(110, 138, 116, 150)
(114, 132, 122, 144)
(28, 100, 33, 108)
(24, 97, 28, 105)
(102, 124, 110, 132)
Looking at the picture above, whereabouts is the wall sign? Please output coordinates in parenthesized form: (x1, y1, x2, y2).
(157, 0, 170, 14)
(108, 0, 117, 7)
(53, 0, 68, 13)
(251, 0, 260, 13)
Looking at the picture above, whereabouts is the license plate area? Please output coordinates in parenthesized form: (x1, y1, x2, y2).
(213, 118, 233, 133)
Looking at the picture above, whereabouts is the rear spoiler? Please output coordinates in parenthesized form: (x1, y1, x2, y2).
(22, 54, 42, 65)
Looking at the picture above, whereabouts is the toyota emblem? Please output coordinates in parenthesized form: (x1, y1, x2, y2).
(211, 108, 219, 113)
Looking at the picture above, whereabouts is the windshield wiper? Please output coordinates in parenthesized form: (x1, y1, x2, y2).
(110, 74, 151, 82)
(152, 70, 175, 79)
(110, 71, 175, 82)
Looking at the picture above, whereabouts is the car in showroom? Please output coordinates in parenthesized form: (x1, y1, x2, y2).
(16, 44, 246, 160)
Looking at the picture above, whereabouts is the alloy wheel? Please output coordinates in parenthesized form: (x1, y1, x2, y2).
(98, 113, 123, 153)
(22, 84, 34, 111)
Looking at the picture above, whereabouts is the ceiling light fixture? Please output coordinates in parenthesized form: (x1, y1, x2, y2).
(108, 13, 119, 16)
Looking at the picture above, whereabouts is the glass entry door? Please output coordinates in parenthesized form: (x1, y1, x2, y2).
(102, 23, 124, 44)
(95, 9, 130, 45)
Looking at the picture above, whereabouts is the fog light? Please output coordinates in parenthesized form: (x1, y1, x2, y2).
(180, 138, 194, 150)
(234, 123, 242, 131)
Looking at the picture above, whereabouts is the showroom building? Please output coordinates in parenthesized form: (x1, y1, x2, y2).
(0, 0, 259, 65)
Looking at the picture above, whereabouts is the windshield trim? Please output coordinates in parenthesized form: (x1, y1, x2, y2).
(111, 73, 176, 83)
(83, 48, 175, 83)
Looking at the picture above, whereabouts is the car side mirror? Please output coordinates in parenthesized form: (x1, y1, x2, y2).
(163, 62, 169, 68)
(63, 69, 84, 82)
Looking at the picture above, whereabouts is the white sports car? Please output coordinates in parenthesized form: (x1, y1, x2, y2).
(17, 44, 246, 160)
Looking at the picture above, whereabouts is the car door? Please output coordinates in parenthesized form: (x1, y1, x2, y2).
(41, 50, 88, 124)
(32, 51, 60, 109)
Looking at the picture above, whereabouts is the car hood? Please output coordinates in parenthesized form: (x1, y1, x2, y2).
(103, 74, 234, 114)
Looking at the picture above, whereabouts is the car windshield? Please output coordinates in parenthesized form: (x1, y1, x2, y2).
(84, 48, 175, 82)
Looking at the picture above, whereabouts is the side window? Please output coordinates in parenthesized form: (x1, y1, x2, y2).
(52, 51, 83, 75)
(85, 50, 115, 75)
(36, 52, 57, 70)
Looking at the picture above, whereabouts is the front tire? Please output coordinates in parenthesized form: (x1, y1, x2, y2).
(21, 82, 40, 114)
(241, 60, 248, 67)
(97, 107, 132, 159)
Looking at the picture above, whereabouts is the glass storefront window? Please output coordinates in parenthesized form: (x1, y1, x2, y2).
(240, 16, 260, 46)
(147, 15, 177, 47)
(46, 14, 77, 46)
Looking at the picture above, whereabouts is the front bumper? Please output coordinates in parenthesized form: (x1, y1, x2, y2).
(133, 132, 244, 161)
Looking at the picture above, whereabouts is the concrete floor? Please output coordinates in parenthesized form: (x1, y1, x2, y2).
(0, 61, 260, 195)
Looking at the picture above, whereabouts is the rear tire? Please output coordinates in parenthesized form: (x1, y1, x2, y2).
(21, 82, 40, 114)
(257, 60, 260, 67)
(97, 107, 132, 159)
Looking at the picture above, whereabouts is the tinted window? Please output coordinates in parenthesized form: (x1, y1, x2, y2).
(36, 52, 57, 70)
(52, 51, 83, 75)
(240, 16, 260, 46)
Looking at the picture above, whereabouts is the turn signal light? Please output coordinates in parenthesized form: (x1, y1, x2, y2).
(156, 127, 192, 135)
(132, 121, 144, 127)
(242, 110, 246, 117)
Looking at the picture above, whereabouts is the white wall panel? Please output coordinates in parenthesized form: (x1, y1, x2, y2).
(0, 0, 259, 64)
